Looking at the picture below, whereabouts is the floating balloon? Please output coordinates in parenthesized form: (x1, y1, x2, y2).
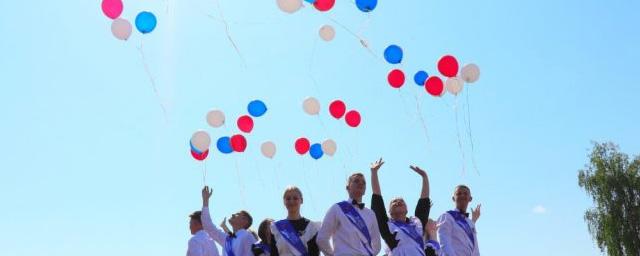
(135, 11, 157, 34)
(191, 131, 211, 152)
(384, 45, 403, 64)
(425, 76, 444, 97)
(445, 77, 464, 96)
(460, 63, 480, 83)
(111, 18, 132, 41)
(414, 71, 428, 86)
(313, 0, 335, 12)
(230, 134, 247, 152)
(309, 143, 324, 160)
(305, 0, 316, 3)
(277, 0, 302, 13)
(319, 25, 335, 42)
(355, 0, 377, 12)
(345, 110, 361, 127)
(437, 55, 459, 77)
(190, 141, 203, 154)
(101, 0, 123, 19)
(216, 136, 233, 154)
(388, 69, 405, 88)
(237, 115, 254, 133)
(247, 100, 267, 117)
(295, 138, 310, 155)
(190, 149, 209, 161)
(261, 141, 276, 159)
(321, 139, 337, 156)
(206, 110, 225, 128)
(329, 100, 346, 119)
(303, 97, 321, 115)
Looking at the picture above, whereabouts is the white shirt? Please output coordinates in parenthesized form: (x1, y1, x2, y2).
(270, 219, 321, 256)
(385, 217, 425, 256)
(187, 230, 220, 256)
(317, 199, 382, 256)
(437, 211, 480, 256)
(201, 207, 257, 256)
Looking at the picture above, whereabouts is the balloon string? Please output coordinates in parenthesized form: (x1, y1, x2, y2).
(454, 97, 467, 177)
(412, 93, 431, 149)
(209, 0, 247, 68)
(325, 16, 384, 64)
(465, 91, 480, 175)
(233, 155, 247, 209)
(202, 160, 207, 186)
(301, 157, 319, 214)
(137, 41, 169, 123)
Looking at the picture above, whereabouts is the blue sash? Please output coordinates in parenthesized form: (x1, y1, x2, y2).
(337, 201, 373, 256)
(225, 235, 235, 256)
(447, 210, 475, 249)
(254, 242, 271, 254)
(391, 219, 425, 254)
(275, 219, 309, 256)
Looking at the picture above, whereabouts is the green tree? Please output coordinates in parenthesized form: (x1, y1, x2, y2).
(578, 142, 640, 256)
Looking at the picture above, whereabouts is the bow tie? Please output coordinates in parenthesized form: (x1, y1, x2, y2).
(227, 232, 236, 238)
(460, 212, 469, 218)
(352, 200, 365, 209)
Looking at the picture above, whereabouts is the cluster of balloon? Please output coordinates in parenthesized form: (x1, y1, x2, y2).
(294, 138, 337, 160)
(329, 100, 361, 128)
(433, 55, 481, 97)
(384, 45, 407, 89)
(209, 100, 268, 155)
(190, 130, 211, 161)
(102, 0, 157, 41)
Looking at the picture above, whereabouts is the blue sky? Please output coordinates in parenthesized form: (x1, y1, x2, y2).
(1, 0, 639, 255)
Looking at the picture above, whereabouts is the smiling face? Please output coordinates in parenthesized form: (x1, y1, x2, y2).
(346, 173, 366, 200)
(283, 186, 304, 213)
(452, 185, 472, 212)
(389, 197, 408, 221)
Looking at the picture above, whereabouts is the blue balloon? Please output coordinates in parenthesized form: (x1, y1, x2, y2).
(414, 71, 429, 86)
(355, 0, 377, 12)
(247, 100, 267, 117)
(190, 141, 203, 154)
(304, 0, 316, 3)
(216, 137, 233, 154)
(309, 143, 324, 160)
(384, 45, 403, 64)
(135, 11, 157, 34)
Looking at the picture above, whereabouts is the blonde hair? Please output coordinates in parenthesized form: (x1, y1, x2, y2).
(283, 185, 303, 199)
(346, 172, 365, 186)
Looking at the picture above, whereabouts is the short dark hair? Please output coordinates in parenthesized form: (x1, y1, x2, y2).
(189, 211, 202, 224)
(239, 210, 253, 229)
(346, 172, 365, 186)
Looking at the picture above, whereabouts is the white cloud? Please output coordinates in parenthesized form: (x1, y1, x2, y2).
(532, 205, 547, 214)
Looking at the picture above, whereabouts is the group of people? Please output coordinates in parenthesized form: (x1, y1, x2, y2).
(187, 158, 481, 256)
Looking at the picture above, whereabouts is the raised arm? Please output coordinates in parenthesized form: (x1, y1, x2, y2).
(201, 186, 228, 245)
(370, 158, 384, 195)
(409, 165, 429, 199)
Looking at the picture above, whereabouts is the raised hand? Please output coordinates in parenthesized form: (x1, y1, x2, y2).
(202, 186, 213, 207)
(409, 165, 427, 177)
(220, 217, 231, 233)
(370, 158, 385, 172)
(472, 204, 481, 223)
(425, 219, 438, 239)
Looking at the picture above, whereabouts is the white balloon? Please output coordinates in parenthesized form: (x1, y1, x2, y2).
(319, 25, 335, 42)
(206, 110, 225, 128)
(460, 63, 480, 83)
(111, 18, 132, 41)
(445, 77, 464, 96)
(302, 97, 321, 115)
(261, 141, 276, 159)
(277, 0, 302, 14)
(191, 130, 211, 152)
(321, 139, 337, 156)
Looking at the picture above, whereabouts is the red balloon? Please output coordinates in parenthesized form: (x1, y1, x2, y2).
(387, 69, 405, 88)
(425, 76, 444, 96)
(191, 149, 209, 161)
(437, 55, 459, 77)
(295, 137, 310, 155)
(314, 0, 335, 12)
(230, 134, 247, 152)
(237, 115, 254, 133)
(329, 100, 347, 119)
(345, 110, 361, 127)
